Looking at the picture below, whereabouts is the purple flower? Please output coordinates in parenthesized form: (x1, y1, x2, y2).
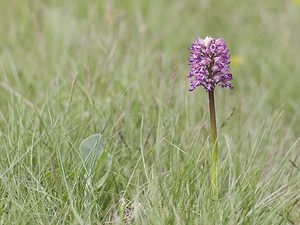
(188, 36, 233, 92)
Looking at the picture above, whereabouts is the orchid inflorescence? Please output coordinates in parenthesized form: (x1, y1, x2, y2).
(188, 36, 233, 92)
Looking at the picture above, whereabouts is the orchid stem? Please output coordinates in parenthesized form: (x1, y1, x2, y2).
(208, 91, 218, 198)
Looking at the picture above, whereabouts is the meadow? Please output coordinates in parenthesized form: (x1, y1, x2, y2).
(0, 0, 300, 224)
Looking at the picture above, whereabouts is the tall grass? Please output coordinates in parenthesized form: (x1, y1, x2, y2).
(0, 0, 300, 224)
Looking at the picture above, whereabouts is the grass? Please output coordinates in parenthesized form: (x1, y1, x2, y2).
(0, 0, 300, 224)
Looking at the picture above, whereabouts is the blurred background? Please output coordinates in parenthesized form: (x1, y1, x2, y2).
(1, 0, 300, 128)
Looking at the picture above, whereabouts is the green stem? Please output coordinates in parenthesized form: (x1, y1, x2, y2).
(208, 91, 218, 198)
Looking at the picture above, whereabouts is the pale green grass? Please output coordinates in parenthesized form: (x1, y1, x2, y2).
(0, 0, 300, 224)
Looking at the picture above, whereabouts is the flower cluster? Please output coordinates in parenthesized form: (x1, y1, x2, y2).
(188, 36, 233, 92)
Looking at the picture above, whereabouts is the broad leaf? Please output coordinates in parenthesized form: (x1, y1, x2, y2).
(79, 134, 104, 173)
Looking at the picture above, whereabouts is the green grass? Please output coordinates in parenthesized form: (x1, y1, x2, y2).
(1, 0, 300, 224)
